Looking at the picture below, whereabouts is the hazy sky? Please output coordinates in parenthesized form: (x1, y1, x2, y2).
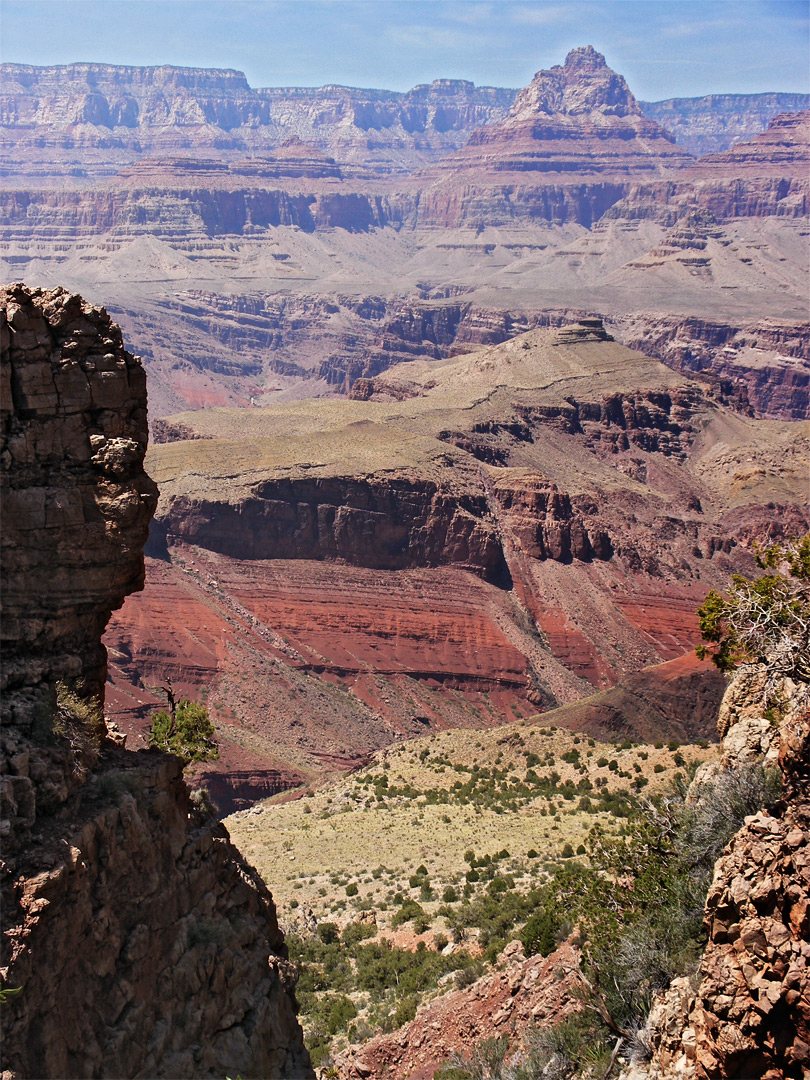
(1, 1, 808, 99)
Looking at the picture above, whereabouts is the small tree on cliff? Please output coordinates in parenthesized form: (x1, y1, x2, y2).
(148, 695, 219, 767)
(696, 536, 810, 688)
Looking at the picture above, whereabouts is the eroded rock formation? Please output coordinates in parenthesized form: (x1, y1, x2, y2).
(1, 284, 158, 721)
(337, 940, 582, 1080)
(624, 668, 810, 1080)
(0, 284, 312, 1079)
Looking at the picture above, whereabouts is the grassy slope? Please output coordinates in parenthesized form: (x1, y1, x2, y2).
(226, 720, 717, 1061)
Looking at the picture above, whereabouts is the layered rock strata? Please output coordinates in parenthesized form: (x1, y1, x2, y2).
(0, 284, 312, 1079)
(640, 93, 810, 157)
(0, 283, 158, 720)
(104, 324, 809, 783)
(0, 63, 515, 178)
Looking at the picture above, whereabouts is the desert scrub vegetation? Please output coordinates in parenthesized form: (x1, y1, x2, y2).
(478, 759, 783, 1078)
(225, 727, 715, 931)
(289, 926, 479, 1067)
(48, 681, 106, 778)
(697, 535, 810, 686)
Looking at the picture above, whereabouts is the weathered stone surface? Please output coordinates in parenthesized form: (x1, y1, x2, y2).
(0, 284, 312, 1079)
(336, 940, 581, 1080)
(0, 63, 515, 178)
(1, 751, 311, 1080)
(624, 672, 810, 1080)
(1, 283, 158, 723)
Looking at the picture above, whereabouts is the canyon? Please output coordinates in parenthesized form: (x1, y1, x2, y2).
(1, 43, 806, 805)
(104, 319, 808, 805)
(0, 48, 807, 425)
(1, 36, 809, 1080)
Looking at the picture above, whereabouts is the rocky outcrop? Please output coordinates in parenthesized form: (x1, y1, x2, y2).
(153, 475, 510, 583)
(1, 283, 158, 720)
(697, 109, 810, 174)
(452, 45, 693, 176)
(614, 311, 810, 421)
(691, 677, 810, 1080)
(1, 751, 311, 1079)
(0, 285, 312, 1079)
(337, 940, 581, 1080)
(412, 47, 694, 229)
(624, 669, 810, 1080)
(491, 474, 611, 562)
(604, 110, 810, 225)
(640, 94, 810, 157)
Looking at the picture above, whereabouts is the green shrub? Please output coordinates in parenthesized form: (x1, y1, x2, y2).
(345, 883, 358, 897)
(317, 922, 339, 945)
(521, 907, 560, 957)
(149, 699, 218, 765)
(391, 899, 426, 928)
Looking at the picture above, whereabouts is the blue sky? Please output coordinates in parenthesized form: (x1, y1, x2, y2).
(1, 1, 807, 98)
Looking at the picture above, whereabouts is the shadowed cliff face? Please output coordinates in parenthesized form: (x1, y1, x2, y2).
(0, 283, 158, 721)
(0, 284, 312, 1080)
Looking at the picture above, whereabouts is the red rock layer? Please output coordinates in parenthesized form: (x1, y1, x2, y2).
(104, 551, 539, 787)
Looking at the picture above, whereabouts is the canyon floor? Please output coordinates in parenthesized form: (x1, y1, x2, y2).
(225, 717, 718, 1068)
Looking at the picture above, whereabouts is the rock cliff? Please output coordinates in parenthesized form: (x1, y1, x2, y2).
(0, 63, 514, 178)
(1, 283, 158, 720)
(0, 284, 312, 1079)
(103, 325, 808, 786)
(640, 93, 810, 157)
(623, 667, 810, 1080)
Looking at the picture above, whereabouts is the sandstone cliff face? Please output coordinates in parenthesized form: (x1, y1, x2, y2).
(2, 752, 310, 1079)
(614, 311, 810, 421)
(0, 284, 312, 1079)
(152, 474, 509, 583)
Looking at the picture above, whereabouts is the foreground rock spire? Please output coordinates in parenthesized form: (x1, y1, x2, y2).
(0, 284, 312, 1079)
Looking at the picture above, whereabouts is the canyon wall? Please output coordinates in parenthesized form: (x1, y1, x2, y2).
(0, 63, 515, 177)
(1, 60, 805, 181)
(640, 93, 810, 157)
(0, 285, 312, 1079)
